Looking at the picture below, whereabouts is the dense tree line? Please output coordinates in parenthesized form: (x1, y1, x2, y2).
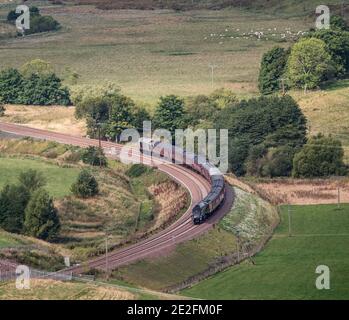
(0, 67, 70, 105)
(7, 6, 60, 35)
(215, 95, 307, 176)
(259, 15, 349, 94)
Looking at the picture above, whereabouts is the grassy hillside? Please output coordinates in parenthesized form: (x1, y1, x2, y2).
(292, 80, 349, 162)
(183, 204, 349, 300)
(112, 187, 278, 291)
(0, 137, 188, 264)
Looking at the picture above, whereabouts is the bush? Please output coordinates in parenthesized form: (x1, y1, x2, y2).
(0, 184, 30, 233)
(25, 15, 60, 35)
(293, 134, 347, 178)
(71, 170, 99, 198)
(24, 188, 60, 241)
(81, 146, 107, 167)
(18, 169, 47, 193)
(126, 164, 150, 177)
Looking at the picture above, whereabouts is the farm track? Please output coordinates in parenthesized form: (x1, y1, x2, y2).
(0, 122, 234, 273)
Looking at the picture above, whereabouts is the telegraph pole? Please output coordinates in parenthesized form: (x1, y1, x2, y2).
(208, 64, 218, 89)
(279, 78, 286, 95)
(288, 204, 292, 237)
(337, 186, 341, 210)
(105, 236, 109, 279)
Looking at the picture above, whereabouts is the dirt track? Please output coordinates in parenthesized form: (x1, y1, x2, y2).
(0, 122, 234, 273)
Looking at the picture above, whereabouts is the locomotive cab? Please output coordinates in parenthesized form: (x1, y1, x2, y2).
(192, 204, 202, 225)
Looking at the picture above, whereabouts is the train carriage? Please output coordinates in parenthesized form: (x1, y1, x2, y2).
(139, 138, 225, 225)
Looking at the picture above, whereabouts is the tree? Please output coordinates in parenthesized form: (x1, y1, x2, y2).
(292, 134, 347, 178)
(20, 59, 54, 78)
(0, 67, 70, 105)
(24, 189, 60, 241)
(0, 184, 30, 233)
(105, 95, 135, 140)
(17, 73, 71, 106)
(305, 29, 349, 76)
(153, 95, 186, 134)
(71, 170, 99, 198)
(81, 146, 107, 167)
(330, 15, 348, 31)
(286, 38, 332, 90)
(0, 68, 23, 104)
(258, 47, 290, 95)
(216, 95, 307, 176)
(18, 169, 47, 193)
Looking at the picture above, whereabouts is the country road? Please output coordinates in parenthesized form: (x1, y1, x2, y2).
(0, 122, 234, 273)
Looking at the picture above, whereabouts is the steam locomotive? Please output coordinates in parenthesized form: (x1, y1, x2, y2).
(139, 138, 225, 224)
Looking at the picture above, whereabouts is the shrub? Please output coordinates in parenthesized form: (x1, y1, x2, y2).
(24, 189, 60, 241)
(292, 134, 347, 178)
(25, 15, 60, 35)
(126, 164, 150, 177)
(71, 170, 99, 198)
(18, 169, 47, 193)
(81, 146, 107, 167)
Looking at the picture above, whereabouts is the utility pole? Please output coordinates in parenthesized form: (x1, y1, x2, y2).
(105, 236, 109, 280)
(208, 64, 218, 89)
(288, 204, 292, 237)
(337, 186, 341, 210)
(279, 78, 286, 95)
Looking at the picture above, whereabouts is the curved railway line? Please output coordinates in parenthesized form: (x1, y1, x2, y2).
(0, 122, 234, 273)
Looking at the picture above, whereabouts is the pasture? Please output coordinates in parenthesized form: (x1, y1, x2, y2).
(182, 204, 349, 299)
(0, 2, 312, 104)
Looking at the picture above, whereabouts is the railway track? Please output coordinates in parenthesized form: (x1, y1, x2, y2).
(0, 122, 234, 273)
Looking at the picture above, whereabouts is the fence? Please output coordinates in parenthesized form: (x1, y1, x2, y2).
(0, 260, 73, 283)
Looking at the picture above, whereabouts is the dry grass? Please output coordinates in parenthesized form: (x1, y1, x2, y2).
(248, 178, 349, 205)
(148, 181, 188, 231)
(2, 105, 86, 137)
(291, 83, 349, 162)
(0, 279, 136, 300)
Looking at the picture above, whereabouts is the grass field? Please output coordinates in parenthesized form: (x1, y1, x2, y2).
(182, 204, 349, 300)
(0, 157, 80, 198)
(0, 2, 312, 104)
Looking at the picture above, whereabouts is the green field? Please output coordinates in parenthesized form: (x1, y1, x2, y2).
(0, 2, 312, 104)
(0, 157, 80, 198)
(182, 204, 349, 300)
